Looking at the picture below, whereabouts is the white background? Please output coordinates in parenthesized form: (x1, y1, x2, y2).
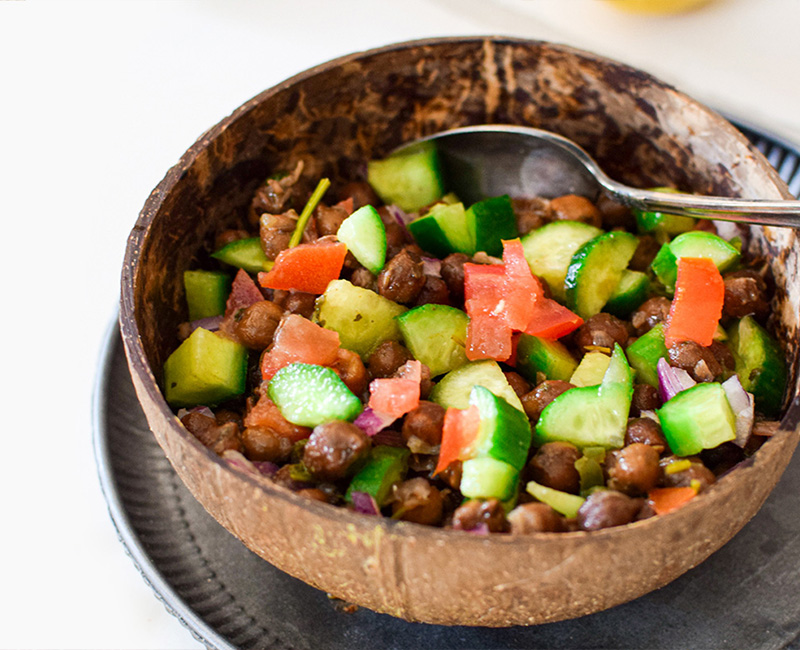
(2, 1, 799, 648)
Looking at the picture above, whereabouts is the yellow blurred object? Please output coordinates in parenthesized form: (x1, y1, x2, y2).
(605, 0, 713, 14)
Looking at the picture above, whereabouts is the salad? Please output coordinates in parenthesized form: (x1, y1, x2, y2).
(163, 141, 787, 534)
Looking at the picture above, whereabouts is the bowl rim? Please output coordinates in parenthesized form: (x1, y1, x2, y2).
(119, 35, 800, 547)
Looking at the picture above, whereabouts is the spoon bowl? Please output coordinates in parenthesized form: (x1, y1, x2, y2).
(401, 124, 800, 228)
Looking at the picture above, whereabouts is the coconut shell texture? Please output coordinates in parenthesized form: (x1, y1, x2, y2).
(120, 38, 800, 626)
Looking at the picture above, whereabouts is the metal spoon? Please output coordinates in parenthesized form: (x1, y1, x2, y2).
(397, 124, 800, 228)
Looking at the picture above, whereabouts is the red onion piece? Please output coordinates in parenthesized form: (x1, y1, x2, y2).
(465, 523, 490, 535)
(421, 257, 442, 277)
(225, 268, 264, 317)
(722, 374, 755, 447)
(354, 407, 397, 437)
(350, 491, 381, 516)
(657, 358, 696, 403)
(222, 449, 259, 475)
(188, 316, 224, 334)
(386, 203, 415, 229)
(639, 410, 660, 423)
(252, 461, 279, 477)
(177, 405, 215, 420)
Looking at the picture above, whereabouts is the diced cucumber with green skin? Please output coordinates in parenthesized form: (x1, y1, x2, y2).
(396, 304, 469, 377)
(405, 212, 451, 258)
(164, 328, 247, 407)
(569, 351, 611, 387)
(515, 334, 577, 383)
(461, 457, 518, 501)
(634, 187, 697, 235)
(535, 344, 632, 449)
(625, 322, 669, 387)
(465, 195, 517, 257)
(183, 270, 231, 321)
(336, 205, 387, 275)
(409, 202, 473, 256)
(565, 231, 639, 318)
(469, 386, 532, 471)
(605, 269, 650, 318)
(432, 202, 473, 254)
(651, 231, 741, 293)
(268, 362, 362, 427)
(314, 280, 406, 359)
(367, 141, 444, 212)
(656, 382, 736, 456)
(430, 360, 524, 412)
(211, 237, 271, 272)
(526, 481, 585, 518)
(521, 221, 603, 301)
(728, 316, 787, 417)
(345, 446, 410, 507)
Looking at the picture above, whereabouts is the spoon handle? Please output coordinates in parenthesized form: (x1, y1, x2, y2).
(602, 183, 800, 229)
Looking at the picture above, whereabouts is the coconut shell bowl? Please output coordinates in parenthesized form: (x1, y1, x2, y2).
(119, 37, 800, 626)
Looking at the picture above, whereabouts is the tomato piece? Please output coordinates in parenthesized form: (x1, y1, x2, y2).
(435, 404, 481, 475)
(464, 263, 513, 361)
(664, 257, 724, 347)
(466, 311, 513, 361)
(368, 378, 420, 419)
(261, 314, 340, 380)
(243, 394, 312, 443)
(647, 486, 696, 515)
(463, 262, 505, 309)
(524, 289, 584, 340)
(366, 361, 421, 420)
(259, 241, 347, 294)
(501, 239, 541, 330)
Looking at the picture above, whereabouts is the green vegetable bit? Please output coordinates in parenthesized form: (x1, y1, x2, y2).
(163, 327, 247, 407)
(346, 446, 410, 507)
(268, 362, 362, 427)
(183, 270, 230, 321)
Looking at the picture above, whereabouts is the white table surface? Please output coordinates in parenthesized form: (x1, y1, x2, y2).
(2, 1, 798, 648)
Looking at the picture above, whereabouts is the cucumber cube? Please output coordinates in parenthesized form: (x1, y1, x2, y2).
(163, 328, 247, 407)
(314, 280, 406, 359)
(565, 231, 639, 318)
(569, 351, 611, 387)
(605, 269, 650, 318)
(211, 237, 271, 272)
(470, 385, 532, 471)
(183, 270, 231, 321)
(728, 316, 787, 417)
(461, 457, 518, 501)
(268, 362, 362, 427)
(409, 202, 473, 257)
(336, 205, 387, 275)
(515, 334, 578, 383)
(521, 221, 602, 301)
(346, 446, 410, 507)
(651, 231, 740, 293)
(535, 345, 632, 449)
(397, 304, 469, 377)
(465, 195, 517, 257)
(625, 323, 669, 387)
(430, 360, 524, 412)
(657, 382, 736, 456)
(367, 141, 444, 212)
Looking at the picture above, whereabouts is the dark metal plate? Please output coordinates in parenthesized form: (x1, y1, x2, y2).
(94, 122, 800, 650)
